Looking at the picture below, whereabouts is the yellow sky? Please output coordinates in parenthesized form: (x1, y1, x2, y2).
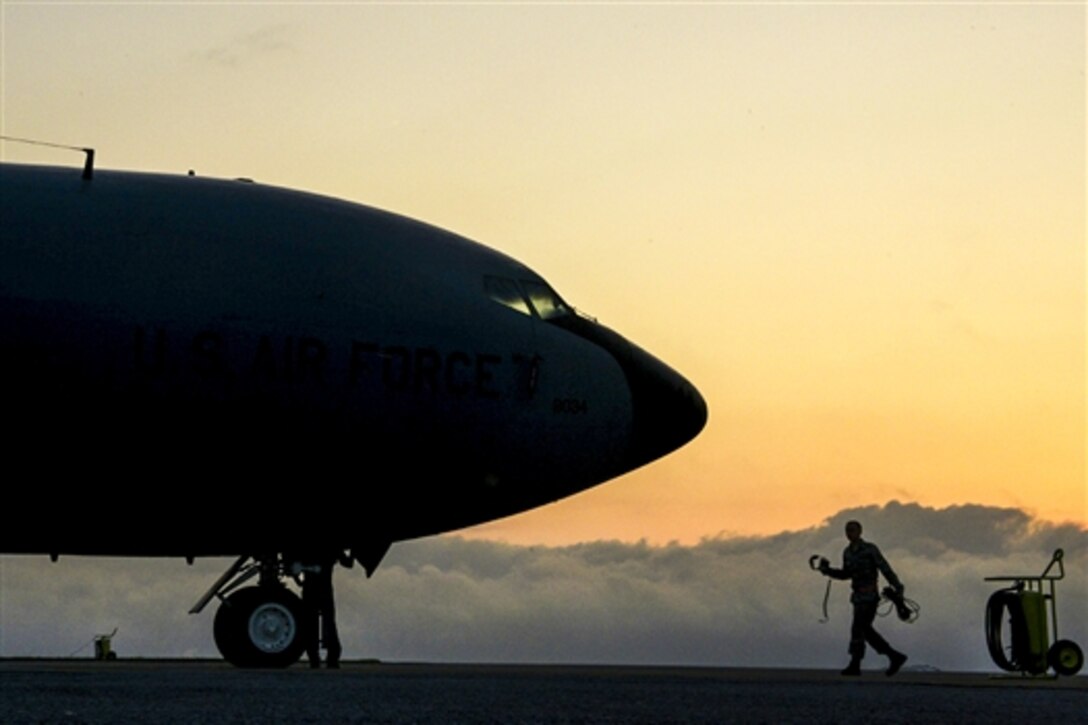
(2, 3, 1084, 544)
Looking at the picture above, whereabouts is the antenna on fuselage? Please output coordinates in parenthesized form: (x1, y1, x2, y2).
(0, 135, 96, 180)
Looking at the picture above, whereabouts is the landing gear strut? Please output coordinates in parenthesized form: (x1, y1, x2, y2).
(191, 543, 390, 668)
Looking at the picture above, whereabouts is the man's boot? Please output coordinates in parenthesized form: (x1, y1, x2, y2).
(886, 651, 907, 677)
(841, 658, 862, 676)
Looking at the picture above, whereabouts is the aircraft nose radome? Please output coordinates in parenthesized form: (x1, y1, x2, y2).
(545, 314, 706, 470)
(625, 347, 708, 469)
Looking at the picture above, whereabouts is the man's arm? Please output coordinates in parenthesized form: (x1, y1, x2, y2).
(872, 544, 903, 590)
(819, 557, 850, 581)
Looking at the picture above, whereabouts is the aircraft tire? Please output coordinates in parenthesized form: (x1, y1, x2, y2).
(213, 594, 247, 666)
(214, 586, 309, 668)
(1048, 640, 1084, 677)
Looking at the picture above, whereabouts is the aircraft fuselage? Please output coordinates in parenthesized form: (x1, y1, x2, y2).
(0, 163, 706, 559)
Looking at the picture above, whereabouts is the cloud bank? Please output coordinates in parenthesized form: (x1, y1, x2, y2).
(2, 502, 1084, 672)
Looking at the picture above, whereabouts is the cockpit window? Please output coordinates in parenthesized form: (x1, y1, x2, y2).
(521, 280, 571, 320)
(484, 275, 571, 321)
(484, 275, 532, 316)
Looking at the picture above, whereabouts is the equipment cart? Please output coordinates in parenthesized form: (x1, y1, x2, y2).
(984, 549, 1082, 677)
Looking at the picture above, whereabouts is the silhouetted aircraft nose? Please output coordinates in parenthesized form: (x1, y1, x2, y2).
(549, 314, 707, 470)
(624, 343, 708, 469)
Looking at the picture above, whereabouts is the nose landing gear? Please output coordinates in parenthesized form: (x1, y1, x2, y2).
(191, 554, 310, 669)
(212, 585, 309, 668)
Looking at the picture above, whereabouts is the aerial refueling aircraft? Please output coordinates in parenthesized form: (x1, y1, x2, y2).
(0, 158, 707, 667)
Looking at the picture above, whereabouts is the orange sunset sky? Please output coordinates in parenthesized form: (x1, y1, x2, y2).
(2, 2, 1083, 545)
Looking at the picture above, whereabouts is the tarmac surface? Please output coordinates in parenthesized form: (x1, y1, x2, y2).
(1, 659, 1084, 724)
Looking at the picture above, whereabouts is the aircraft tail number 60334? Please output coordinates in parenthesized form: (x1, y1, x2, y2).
(0, 161, 707, 667)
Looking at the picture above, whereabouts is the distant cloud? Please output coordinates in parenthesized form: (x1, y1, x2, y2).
(2, 502, 1084, 672)
(193, 24, 295, 68)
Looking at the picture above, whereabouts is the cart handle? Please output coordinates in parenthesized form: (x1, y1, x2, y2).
(983, 549, 1064, 583)
(1041, 548, 1064, 580)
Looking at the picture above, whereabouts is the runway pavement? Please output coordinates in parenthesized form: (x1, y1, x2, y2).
(1, 659, 1084, 723)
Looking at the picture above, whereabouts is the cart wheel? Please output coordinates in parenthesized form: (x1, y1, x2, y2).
(1047, 639, 1084, 676)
